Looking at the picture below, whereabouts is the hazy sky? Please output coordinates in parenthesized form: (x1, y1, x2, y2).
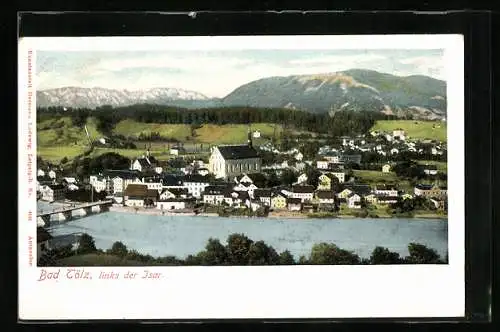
(36, 49, 444, 98)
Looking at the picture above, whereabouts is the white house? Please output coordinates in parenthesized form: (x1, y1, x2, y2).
(347, 193, 362, 209)
(48, 170, 56, 179)
(131, 153, 159, 173)
(208, 143, 262, 179)
(294, 152, 304, 161)
(296, 173, 308, 184)
(382, 164, 391, 173)
(290, 185, 315, 202)
(37, 169, 45, 177)
(41, 184, 66, 202)
(90, 175, 107, 193)
(144, 180, 163, 192)
(67, 184, 79, 191)
(316, 191, 335, 204)
(202, 185, 229, 205)
(392, 129, 406, 140)
(317, 160, 329, 169)
(98, 137, 107, 145)
(423, 165, 438, 175)
(287, 198, 302, 211)
(183, 174, 210, 199)
(390, 148, 399, 155)
(154, 166, 163, 174)
(373, 185, 399, 197)
(385, 134, 393, 142)
(252, 130, 261, 138)
(157, 199, 186, 210)
(253, 189, 271, 206)
(196, 168, 210, 176)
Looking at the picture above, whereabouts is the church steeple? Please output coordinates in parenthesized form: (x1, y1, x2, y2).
(247, 124, 253, 148)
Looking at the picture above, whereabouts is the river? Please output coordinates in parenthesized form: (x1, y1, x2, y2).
(38, 201, 448, 260)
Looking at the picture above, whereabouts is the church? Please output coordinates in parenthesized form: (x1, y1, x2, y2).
(209, 128, 262, 179)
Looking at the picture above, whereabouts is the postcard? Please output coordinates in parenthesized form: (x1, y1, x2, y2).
(18, 35, 464, 320)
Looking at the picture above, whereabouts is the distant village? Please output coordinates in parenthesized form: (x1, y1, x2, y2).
(37, 127, 447, 216)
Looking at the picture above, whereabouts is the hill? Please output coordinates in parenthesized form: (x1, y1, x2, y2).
(223, 70, 446, 120)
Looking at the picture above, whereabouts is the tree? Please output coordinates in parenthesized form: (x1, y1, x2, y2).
(76, 233, 97, 254)
(309, 243, 361, 265)
(108, 241, 128, 257)
(306, 167, 321, 188)
(199, 238, 228, 265)
(369, 246, 402, 264)
(60, 156, 69, 165)
(280, 169, 298, 186)
(226, 233, 254, 265)
(405, 243, 442, 264)
(248, 241, 280, 265)
(279, 250, 296, 265)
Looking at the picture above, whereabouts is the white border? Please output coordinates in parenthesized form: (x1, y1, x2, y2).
(18, 35, 464, 320)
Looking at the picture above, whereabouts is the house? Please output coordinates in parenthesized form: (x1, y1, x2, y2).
(337, 188, 353, 199)
(157, 199, 187, 210)
(402, 193, 413, 200)
(315, 190, 335, 204)
(161, 174, 185, 189)
(342, 184, 372, 197)
(347, 193, 362, 209)
(296, 173, 308, 185)
(130, 150, 158, 172)
(376, 195, 399, 205)
(317, 159, 330, 170)
(290, 185, 315, 202)
(339, 154, 362, 165)
(385, 134, 393, 142)
(382, 164, 391, 173)
(209, 140, 262, 179)
(327, 169, 345, 184)
(154, 166, 163, 174)
(364, 193, 378, 204)
(143, 177, 164, 192)
(249, 200, 263, 212)
(159, 187, 189, 200)
(196, 168, 210, 176)
(294, 152, 304, 161)
(89, 175, 107, 193)
(301, 202, 316, 213)
(234, 173, 267, 187)
(414, 184, 447, 199)
(170, 146, 185, 156)
(48, 170, 57, 179)
(287, 198, 302, 211)
(323, 152, 341, 163)
(422, 164, 438, 175)
(202, 185, 232, 205)
(253, 130, 261, 138)
(393, 129, 406, 140)
(390, 148, 399, 155)
(253, 189, 272, 206)
(103, 170, 142, 194)
(317, 173, 341, 191)
(37, 169, 45, 177)
(373, 184, 399, 197)
(37, 227, 52, 262)
(62, 177, 77, 185)
(41, 184, 66, 202)
(124, 184, 157, 207)
(225, 190, 251, 208)
(271, 191, 287, 209)
(183, 174, 210, 198)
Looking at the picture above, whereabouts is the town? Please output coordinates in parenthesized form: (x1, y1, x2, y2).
(37, 126, 448, 219)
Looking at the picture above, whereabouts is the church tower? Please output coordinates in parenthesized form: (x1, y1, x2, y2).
(247, 124, 253, 148)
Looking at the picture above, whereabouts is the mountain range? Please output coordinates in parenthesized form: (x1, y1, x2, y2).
(36, 69, 447, 120)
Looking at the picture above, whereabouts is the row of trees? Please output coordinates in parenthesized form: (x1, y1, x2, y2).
(37, 105, 396, 137)
(39, 233, 447, 267)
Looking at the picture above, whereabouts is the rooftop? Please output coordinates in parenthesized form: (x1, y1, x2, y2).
(216, 145, 260, 160)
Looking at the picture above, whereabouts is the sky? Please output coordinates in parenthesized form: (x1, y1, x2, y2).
(36, 49, 444, 98)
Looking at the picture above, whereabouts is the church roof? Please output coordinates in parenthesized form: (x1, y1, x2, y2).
(216, 145, 259, 160)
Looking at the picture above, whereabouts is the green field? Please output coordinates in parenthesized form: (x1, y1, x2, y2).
(417, 160, 448, 172)
(37, 146, 88, 162)
(113, 120, 192, 141)
(371, 120, 447, 141)
(352, 170, 414, 193)
(37, 117, 101, 147)
(194, 123, 282, 144)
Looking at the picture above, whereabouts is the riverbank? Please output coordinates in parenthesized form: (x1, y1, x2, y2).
(106, 205, 446, 220)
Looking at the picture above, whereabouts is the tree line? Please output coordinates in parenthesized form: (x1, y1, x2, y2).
(39, 232, 447, 267)
(37, 105, 398, 136)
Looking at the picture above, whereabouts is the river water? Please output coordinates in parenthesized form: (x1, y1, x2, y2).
(38, 202, 448, 260)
